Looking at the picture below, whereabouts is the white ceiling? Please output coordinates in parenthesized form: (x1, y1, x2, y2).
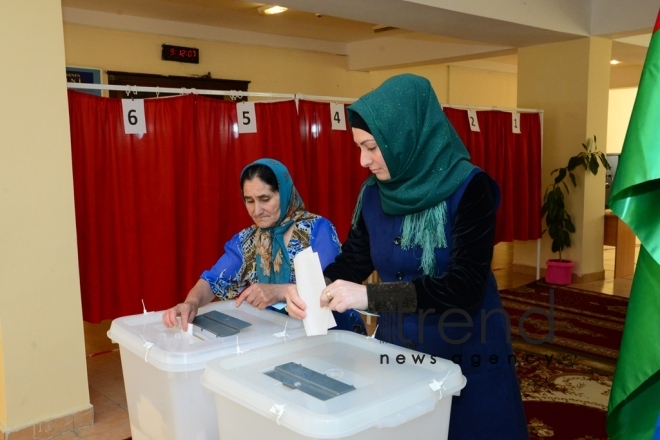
(61, 0, 657, 72)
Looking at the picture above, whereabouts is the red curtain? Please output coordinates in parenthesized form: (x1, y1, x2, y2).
(68, 91, 541, 322)
(298, 100, 370, 242)
(68, 91, 303, 322)
(444, 108, 542, 243)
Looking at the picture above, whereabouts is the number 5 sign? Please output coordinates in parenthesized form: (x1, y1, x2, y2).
(121, 99, 147, 135)
(236, 102, 257, 134)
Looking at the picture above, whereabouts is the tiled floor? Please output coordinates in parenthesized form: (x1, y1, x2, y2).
(56, 242, 637, 439)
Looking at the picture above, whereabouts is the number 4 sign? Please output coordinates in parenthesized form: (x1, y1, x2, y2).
(330, 103, 346, 130)
(236, 102, 257, 134)
(122, 99, 147, 135)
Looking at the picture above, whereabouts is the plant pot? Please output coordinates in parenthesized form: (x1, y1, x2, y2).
(545, 259, 574, 285)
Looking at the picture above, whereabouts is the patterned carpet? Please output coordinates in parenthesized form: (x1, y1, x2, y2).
(501, 280, 626, 360)
(503, 280, 625, 439)
(514, 338, 615, 439)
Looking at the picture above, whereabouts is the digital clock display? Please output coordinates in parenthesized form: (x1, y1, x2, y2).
(162, 44, 200, 64)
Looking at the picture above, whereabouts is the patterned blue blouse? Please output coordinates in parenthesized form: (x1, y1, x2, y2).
(201, 216, 341, 300)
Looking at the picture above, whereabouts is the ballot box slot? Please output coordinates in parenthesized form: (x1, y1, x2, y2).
(264, 362, 356, 401)
(193, 311, 252, 337)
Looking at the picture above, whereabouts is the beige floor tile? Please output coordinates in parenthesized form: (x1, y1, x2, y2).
(612, 278, 634, 298)
(572, 280, 614, 295)
(45, 433, 79, 440)
(75, 404, 130, 440)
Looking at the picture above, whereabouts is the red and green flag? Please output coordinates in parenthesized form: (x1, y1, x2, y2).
(607, 9, 660, 440)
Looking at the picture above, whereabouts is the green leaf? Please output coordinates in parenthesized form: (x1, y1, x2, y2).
(554, 168, 567, 184)
(552, 238, 561, 254)
(565, 219, 576, 233)
(599, 153, 611, 170)
(568, 171, 577, 187)
(589, 155, 599, 175)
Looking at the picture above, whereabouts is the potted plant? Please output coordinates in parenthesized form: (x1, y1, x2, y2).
(542, 135, 610, 284)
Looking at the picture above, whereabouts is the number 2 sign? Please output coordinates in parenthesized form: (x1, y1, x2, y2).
(122, 99, 147, 135)
(467, 109, 480, 133)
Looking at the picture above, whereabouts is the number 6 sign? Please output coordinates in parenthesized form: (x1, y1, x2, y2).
(121, 99, 147, 134)
(236, 102, 257, 134)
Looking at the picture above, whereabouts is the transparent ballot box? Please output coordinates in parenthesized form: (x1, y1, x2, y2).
(201, 331, 466, 440)
(107, 301, 304, 440)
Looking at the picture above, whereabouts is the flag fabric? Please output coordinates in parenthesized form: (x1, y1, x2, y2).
(654, 411, 660, 440)
(607, 9, 660, 440)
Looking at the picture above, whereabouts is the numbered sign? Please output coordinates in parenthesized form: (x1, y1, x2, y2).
(330, 103, 347, 130)
(467, 109, 480, 132)
(236, 102, 257, 134)
(512, 111, 521, 134)
(122, 99, 147, 135)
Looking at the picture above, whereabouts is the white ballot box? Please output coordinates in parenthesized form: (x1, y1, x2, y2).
(201, 331, 466, 440)
(108, 301, 305, 440)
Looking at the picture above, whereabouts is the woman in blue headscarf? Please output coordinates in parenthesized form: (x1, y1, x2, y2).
(163, 158, 365, 334)
(286, 75, 529, 439)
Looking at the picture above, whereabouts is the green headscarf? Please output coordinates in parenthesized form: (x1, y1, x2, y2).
(347, 74, 477, 275)
(241, 158, 312, 284)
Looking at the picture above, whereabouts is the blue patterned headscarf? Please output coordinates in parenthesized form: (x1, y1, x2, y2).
(241, 158, 309, 284)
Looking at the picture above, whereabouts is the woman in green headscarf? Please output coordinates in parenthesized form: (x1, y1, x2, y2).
(163, 158, 365, 335)
(285, 75, 529, 439)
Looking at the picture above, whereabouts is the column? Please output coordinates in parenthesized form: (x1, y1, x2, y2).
(514, 37, 611, 282)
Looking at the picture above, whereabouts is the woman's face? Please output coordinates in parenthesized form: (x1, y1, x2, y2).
(352, 128, 391, 180)
(242, 177, 281, 229)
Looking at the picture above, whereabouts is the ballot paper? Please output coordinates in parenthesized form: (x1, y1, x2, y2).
(293, 247, 336, 335)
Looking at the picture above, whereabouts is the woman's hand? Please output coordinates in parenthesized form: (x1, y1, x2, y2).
(320, 280, 368, 312)
(162, 279, 214, 331)
(235, 283, 288, 310)
(284, 285, 307, 320)
(162, 301, 199, 332)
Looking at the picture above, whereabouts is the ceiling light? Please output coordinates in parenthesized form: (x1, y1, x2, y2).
(257, 5, 288, 15)
(610, 59, 621, 65)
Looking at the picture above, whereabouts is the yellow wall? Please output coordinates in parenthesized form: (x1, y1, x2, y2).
(0, 324, 5, 423)
(63, 24, 373, 98)
(63, 24, 517, 107)
(515, 37, 611, 277)
(447, 66, 517, 107)
(0, 0, 90, 431)
(607, 88, 637, 154)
